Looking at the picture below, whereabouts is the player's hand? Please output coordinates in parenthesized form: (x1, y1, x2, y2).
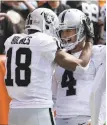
(0, 13, 11, 21)
(87, 122, 91, 125)
(0, 13, 7, 21)
(83, 16, 94, 43)
(87, 119, 92, 125)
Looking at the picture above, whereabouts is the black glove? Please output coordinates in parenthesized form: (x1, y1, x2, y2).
(83, 17, 94, 39)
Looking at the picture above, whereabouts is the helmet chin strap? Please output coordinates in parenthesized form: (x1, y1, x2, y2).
(62, 40, 78, 51)
(62, 36, 85, 51)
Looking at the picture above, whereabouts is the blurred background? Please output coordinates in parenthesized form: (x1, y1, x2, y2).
(0, 0, 106, 55)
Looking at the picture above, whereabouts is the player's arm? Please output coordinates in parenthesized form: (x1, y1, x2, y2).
(55, 41, 92, 71)
(52, 72, 59, 117)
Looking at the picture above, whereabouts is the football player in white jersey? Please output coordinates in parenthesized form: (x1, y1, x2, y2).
(52, 9, 106, 125)
(89, 46, 106, 125)
(5, 8, 94, 125)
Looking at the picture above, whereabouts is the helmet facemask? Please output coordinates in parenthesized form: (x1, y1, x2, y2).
(58, 20, 85, 51)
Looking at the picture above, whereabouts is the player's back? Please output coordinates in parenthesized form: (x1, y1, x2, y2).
(5, 32, 57, 108)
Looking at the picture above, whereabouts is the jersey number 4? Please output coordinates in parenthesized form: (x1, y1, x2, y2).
(61, 70, 76, 96)
(5, 48, 32, 87)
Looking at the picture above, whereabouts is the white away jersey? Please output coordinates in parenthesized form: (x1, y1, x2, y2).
(52, 45, 106, 118)
(90, 48, 106, 125)
(5, 32, 58, 108)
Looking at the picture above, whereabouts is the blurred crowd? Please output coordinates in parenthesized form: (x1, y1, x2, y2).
(0, 0, 106, 54)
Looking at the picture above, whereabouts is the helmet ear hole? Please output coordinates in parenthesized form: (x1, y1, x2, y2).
(45, 24, 49, 30)
(59, 30, 62, 37)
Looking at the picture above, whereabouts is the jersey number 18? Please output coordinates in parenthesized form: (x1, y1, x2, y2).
(5, 48, 32, 87)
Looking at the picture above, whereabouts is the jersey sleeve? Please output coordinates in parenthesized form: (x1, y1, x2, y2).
(4, 34, 14, 47)
(52, 72, 59, 108)
(92, 45, 106, 71)
(4, 34, 21, 47)
(40, 37, 58, 62)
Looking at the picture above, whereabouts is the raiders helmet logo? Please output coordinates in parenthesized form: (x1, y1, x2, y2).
(26, 14, 32, 25)
(41, 12, 54, 24)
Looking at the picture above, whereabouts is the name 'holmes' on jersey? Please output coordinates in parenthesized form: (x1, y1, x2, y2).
(5, 32, 58, 109)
